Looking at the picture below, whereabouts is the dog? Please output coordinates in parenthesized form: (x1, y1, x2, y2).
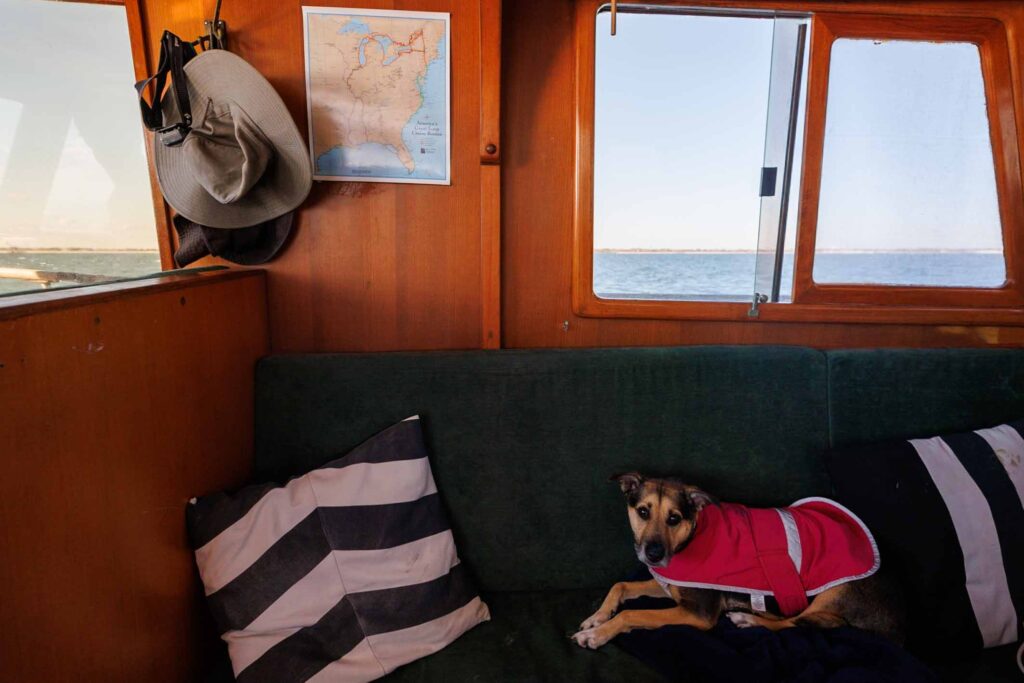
(572, 473, 905, 650)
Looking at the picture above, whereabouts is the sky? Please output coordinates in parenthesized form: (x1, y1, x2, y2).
(0, 0, 157, 250)
(593, 10, 1004, 253)
(0, 2, 1006, 255)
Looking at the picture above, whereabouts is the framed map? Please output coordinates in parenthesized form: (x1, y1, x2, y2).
(302, 7, 450, 184)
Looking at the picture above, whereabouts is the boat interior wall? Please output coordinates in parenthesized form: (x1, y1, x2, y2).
(135, 0, 496, 353)
(503, 0, 1024, 349)
(112, 0, 1024, 351)
(0, 270, 268, 681)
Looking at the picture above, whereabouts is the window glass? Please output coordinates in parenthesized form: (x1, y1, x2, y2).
(592, 9, 807, 303)
(593, 10, 772, 301)
(813, 39, 1005, 288)
(0, 0, 160, 296)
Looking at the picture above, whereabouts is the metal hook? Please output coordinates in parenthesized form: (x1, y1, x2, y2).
(203, 0, 228, 51)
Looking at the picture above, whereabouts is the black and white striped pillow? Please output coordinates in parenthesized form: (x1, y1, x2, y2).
(186, 416, 489, 682)
(826, 420, 1024, 656)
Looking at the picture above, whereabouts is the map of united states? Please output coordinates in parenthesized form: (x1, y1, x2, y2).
(305, 11, 448, 183)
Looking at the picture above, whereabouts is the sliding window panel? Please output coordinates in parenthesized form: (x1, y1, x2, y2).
(590, 7, 775, 303)
(753, 16, 809, 306)
(0, 0, 162, 296)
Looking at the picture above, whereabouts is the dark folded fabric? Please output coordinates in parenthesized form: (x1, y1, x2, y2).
(613, 568, 938, 683)
(173, 211, 293, 266)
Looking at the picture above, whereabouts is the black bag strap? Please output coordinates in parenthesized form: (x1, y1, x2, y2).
(135, 31, 197, 147)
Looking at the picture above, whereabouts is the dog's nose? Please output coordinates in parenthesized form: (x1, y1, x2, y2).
(644, 542, 665, 563)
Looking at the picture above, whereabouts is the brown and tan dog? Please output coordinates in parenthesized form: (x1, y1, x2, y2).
(572, 473, 904, 650)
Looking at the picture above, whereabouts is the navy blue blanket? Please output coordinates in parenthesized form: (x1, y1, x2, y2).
(613, 573, 937, 683)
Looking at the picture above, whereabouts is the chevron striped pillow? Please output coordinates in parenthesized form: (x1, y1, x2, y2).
(826, 420, 1024, 657)
(186, 416, 489, 682)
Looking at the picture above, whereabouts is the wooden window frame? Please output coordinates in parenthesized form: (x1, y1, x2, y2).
(794, 13, 1024, 309)
(572, 1, 1024, 325)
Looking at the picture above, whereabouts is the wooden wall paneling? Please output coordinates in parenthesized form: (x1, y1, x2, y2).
(136, 0, 487, 352)
(789, 11, 833, 305)
(121, 0, 177, 269)
(480, 0, 502, 165)
(481, 164, 502, 347)
(0, 270, 268, 682)
(502, 0, 1024, 349)
(481, 0, 502, 348)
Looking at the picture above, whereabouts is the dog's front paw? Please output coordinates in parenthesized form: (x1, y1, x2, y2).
(726, 611, 760, 629)
(571, 625, 613, 650)
(579, 610, 612, 630)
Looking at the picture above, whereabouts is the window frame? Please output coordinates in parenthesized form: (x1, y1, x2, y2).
(572, 1, 1024, 325)
(793, 12, 1024, 309)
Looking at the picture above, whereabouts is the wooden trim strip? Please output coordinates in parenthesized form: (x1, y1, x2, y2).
(481, 165, 502, 348)
(790, 13, 833, 303)
(0, 269, 265, 322)
(480, 1, 503, 348)
(480, 0, 502, 165)
(575, 295, 1024, 326)
(122, 0, 177, 271)
(572, 0, 599, 323)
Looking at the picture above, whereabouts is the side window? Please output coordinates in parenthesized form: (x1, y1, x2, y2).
(591, 9, 809, 303)
(0, 0, 160, 296)
(813, 39, 1005, 288)
(577, 6, 1024, 321)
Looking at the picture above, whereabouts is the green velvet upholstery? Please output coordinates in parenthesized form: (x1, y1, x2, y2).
(827, 348, 1024, 447)
(255, 347, 831, 592)
(248, 346, 1024, 682)
(384, 590, 665, 683)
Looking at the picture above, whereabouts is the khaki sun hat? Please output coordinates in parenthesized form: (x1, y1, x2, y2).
(152, 49, 312, 229)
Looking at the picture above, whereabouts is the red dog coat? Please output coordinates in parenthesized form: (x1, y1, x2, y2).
(650, 497, 879, 616)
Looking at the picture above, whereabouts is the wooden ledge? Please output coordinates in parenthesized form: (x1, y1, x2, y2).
(0, 268, 266, 322)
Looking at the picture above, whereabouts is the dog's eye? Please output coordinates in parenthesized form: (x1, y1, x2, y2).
(666, 513, 682, 527)
(637, 507, 650, 520)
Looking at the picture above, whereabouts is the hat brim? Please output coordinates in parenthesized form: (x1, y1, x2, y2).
(173, 212, 293, 266)
(155, 50, 312, 229)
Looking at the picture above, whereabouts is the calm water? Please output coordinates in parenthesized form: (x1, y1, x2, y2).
(0, 252, 161, 296)
(594, 252, 1007, 301)
(0, 251, 1007, 301)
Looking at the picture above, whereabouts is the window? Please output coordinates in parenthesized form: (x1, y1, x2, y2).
(591, 8, 809, 303)
(0, 0, 160, 296)
(576, 5, 1024, 322)
(814, 39, 1005, 289)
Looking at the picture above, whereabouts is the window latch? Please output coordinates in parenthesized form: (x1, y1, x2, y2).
(759, 167, 778, 197)
(748, 292, 768, 318)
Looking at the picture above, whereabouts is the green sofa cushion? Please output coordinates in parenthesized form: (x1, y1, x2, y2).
(382, 589, 667, 682)
(202, 590, 1021, 683)
(826, 348, 1024, 448)
(255, 347, 831, 592)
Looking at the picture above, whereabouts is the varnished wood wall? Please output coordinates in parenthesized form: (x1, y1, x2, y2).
(132, 0, 1024, 350)
(0, 270, 268, 681)
(137, 0, 491, 352)
(502, 0, 1024, 348)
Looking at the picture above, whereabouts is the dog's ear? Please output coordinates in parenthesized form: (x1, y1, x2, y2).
(685, 486, 717, 512)
(611, 472, 644, 495)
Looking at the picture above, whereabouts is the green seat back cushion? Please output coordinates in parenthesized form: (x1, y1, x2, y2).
(255, 346, 830, 592)
(826, 348, 1024, 447)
